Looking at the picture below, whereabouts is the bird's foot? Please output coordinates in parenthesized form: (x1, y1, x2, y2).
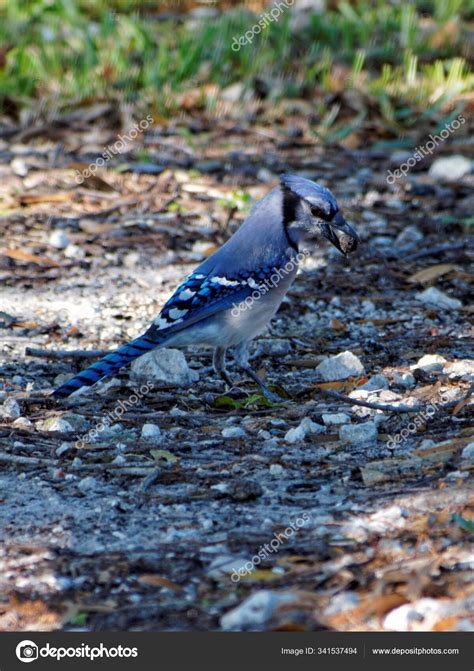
(259, 385, 284, 404)
(223, 385, 248, 399)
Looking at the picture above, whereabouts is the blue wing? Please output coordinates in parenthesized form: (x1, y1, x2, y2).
(144, 263, 283, 340)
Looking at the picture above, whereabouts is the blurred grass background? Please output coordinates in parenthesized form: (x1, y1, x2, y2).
(0, 0, 472, 143)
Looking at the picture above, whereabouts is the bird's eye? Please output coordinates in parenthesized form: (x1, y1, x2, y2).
(310, 204, 335, 222)
(310, 205, 323, 218)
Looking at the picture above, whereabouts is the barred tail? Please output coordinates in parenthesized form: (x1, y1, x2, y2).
(53, 334, 161, 398)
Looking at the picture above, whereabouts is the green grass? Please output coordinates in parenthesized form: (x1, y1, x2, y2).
(0, 0, 472, 136)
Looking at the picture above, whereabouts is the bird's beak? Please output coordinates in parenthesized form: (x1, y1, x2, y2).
(321, 212, 359, 255)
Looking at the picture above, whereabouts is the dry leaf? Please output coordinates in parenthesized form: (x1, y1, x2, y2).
(138, 575, 181, 590)
(331, 318, 348, 332)
(0, 248, 59, 267)
(79, 174, 117, 192)
(407, 264, 456, 284)
(18, 193, 73, 205)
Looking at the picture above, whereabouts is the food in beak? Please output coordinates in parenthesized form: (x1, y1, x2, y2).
(322, 215, 359, 255)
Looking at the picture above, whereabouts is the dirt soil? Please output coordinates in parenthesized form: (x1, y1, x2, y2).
(0, 110, 473, 631)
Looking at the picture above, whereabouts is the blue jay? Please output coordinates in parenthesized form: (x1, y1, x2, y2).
(53, 175, 359, 400)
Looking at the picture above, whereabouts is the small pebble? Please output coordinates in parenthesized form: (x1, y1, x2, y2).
(416, 287, 462, 311)
(222, 426, 246, 439)
(461, 442, 474, 462)
(77, 476, 98, 493)
(0, 398, 21, 420)
(141, 423, 162, 442)
(322, 412, 350, 426)
(339, 421, 378, 446)
(414, 354, 447, 373)
(49, 229, 70, 249)
(316, 350, 364, 381)
(269, 463, 284, 477)
(41, 417, 74, 433)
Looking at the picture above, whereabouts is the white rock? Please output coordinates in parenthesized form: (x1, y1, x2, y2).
(284, 424, 306, 444)
(348, 389, 370, 400)
(131, 348, 199, 387)
(443, 359, 474, 380)
(394, 225, 423, 248)
(414, 354, 447, 372)
(169, 406, 186, 416)
(325, 591, 359, 615)
(383, 598, 448, 631)
(368, 505, 406, 530)
(416, 286, 462, 311)
(284, 417, 325, 444)
(0, 398, 21, 419)
(383, 603, 419, 631)
(221, 82, 244, 103)
(339, 422, 377, 446)
(359, 374, 389, 391)
(300, 417, 325, 434)
(322, 412, 350, 426)
(316, 351, 364, 381)
(418, 439, 436, 450)
(361, 299, 376, 315)
(77, 476, 98, 493)
(429, 155, 471, 181)
(48, 230, 70, 249)
(41, 417, 74, 433)
(11, 157, 28, 177)
(207, 555, 250, 580)
(392, 372, 416, 389)
(64, 243, 85, 260)
(222, 426, 246, 439)
(269, 463, 284, 476)
(445, 470, 469, 480)
(12, 416, 32, 429)
(461, 442, 474, 462)
(141, 423, 162, 442)
(220, 590, 298, 631)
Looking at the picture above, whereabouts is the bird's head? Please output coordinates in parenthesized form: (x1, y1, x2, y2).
(280, 174, 359, 255)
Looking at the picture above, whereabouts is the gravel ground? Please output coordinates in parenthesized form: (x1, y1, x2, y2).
(0, 120, 473, 631)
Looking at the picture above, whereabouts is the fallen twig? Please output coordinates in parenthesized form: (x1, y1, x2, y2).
(26, 347, 109, 359)
(319, 386, 474, 415)
(319, 389, 425, 413)
(0, 452, 53, 467)
(403, 242, 467, 262)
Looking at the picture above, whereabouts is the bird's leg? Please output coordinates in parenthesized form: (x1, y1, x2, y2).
(212, 347, 234, 388)
(233, 341, 282, 402)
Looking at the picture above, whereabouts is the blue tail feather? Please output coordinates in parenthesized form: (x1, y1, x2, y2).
(53, 334, 161, 398)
